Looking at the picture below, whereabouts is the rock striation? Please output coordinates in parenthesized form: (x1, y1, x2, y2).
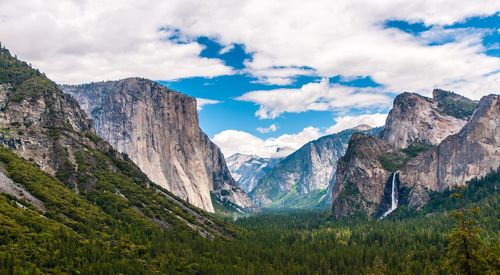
(62, 78, 252, 212)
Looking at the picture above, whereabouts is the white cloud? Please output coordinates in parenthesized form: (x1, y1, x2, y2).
(256, 124, 278, 133)
(238, 78, 393, 119)
(325, 113, 388, 134)
(163, 0, 500, 98)
(212, 127, 322, 158)
(0, 0, 498, 97)
(0, 0, 233, 84)
(196, 98, 221, 111)
(214, 113, 389, 157)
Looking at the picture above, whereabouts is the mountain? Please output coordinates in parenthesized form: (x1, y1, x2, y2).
(226, 153, 277, 193)
(250, 127, 380, 209)
(332, 90, 498, 218)
(400, 94, 500, 207)
(381, 91, 474, 148)
(61, 79, 253, 213)
(331, 134, 399, 218)
(0, 45, 233, 246)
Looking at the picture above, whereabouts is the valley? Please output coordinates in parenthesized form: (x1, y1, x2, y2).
(1, 5, 499, 271)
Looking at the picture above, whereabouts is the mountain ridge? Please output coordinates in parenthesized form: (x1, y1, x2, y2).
(61, 78, 253, 213)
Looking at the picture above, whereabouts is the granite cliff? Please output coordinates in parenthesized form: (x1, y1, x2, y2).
(0, 46, 230, 237)
(62, 79, 253, 212)
(332, 90, 497, 218)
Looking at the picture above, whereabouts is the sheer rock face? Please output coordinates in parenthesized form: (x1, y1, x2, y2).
(400, 95, 500, 207)
(381, 91, 469, 148)
(250, 127, 377, 209)
(62, 78, 252, 212)
(331, 90, 498, 218)
(331, 134, 396, 218)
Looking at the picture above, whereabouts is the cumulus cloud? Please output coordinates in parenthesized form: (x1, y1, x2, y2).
(163, 0, 500, 98)
(256, 124, 278, 133)
(214, 113, 389, 157)
(1, 0, 498, 96)
(196, 98, 221, 111)
(0, 0, 233, 84)
(212, 127, 322, 158)
(238, 78, 392, 119)
(325, 113, 388, 134)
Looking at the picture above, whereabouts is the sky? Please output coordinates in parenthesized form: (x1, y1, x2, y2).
(0, 1, 499, 158)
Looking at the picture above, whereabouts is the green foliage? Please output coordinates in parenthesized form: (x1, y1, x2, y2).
(379, 143, 433, 172)
(446, 194, 486, 274)
(401, 143, 432, 158)
(434, 90, 478, 119)
(378, 152, 408, 172)
(0, 145, 498, 273)
(9, 76, 55, 103)
(0, 47, 40, 89)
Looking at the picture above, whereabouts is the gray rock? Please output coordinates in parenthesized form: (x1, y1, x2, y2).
(400, 94, 500, 207)
(381, 91, 467, 148)
(251, 127, 379, 209)
(62, 78, 253, 212)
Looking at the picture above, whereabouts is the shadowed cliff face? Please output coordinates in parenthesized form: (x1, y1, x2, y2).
(331, 90, 497, 218)
(331, 134, 396, 218)
(62, 78, 253, 212)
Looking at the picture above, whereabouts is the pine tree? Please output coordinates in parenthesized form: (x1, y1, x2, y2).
(445, 192, 485, 274)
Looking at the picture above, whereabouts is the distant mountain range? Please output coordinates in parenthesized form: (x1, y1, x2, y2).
(1, 42, 498, 223)
(228, 126, 382, 209)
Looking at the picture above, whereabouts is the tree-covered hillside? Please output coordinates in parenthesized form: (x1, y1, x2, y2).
(1, 144, 498, 274)
(0, 44, 498, 274)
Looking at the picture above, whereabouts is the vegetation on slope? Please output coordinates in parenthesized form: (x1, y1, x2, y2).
(1, 145, 498, 274)
(434, 89, 478, 119)
(378, 143, 433, 172)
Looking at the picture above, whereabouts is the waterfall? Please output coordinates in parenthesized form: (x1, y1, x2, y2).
(380, 171, 399, 219)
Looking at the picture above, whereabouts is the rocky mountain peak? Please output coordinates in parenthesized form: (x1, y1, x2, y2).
(331, 134, 397, 218)
(250, 127, 379, 209)
(332, 90, 498, 218)
(62, 79, 253, 213)
(381, 90, 467, 148)
(226, 153, 273, 194)
(400, 94, 500, 207)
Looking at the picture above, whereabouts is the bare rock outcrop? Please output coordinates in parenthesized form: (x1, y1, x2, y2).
(250, 127, 378, 209)
(62, 78, 253, 212)
(331, 134, 399, 218)
(400, 94, 500, 207)
(381, 91, 472, 148)
(332, 90, 496, 218)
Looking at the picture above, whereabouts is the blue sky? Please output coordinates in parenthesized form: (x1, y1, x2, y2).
(1, 1, 498, 157)
(159, 12, 499, 156)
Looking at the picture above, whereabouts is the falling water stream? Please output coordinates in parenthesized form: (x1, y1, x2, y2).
(380, 171, 399, 219)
